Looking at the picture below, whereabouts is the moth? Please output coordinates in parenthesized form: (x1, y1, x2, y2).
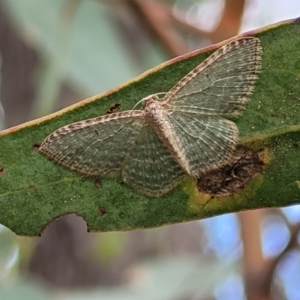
(39, 37, 262, 197)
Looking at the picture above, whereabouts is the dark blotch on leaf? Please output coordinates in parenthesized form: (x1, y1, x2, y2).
(293, 142, 299, 148)
(94, 179, 102, 188)
(98, 207, 106, 216)
(197, 146, 265, 197)
(106, 103, 121, 114)
(0, 167, 5, 175)
(32, 144, 41, 151)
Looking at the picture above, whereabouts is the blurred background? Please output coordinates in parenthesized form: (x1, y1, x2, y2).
(0, 0, 300, 299)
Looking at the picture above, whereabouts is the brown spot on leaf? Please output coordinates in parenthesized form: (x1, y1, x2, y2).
(0, 167, 4, 174)
(197, 146, 265, 197)
(98, 207, 106, 216)
(32, 144, 41, 151)
(106, 103, 121, 114)
(94, 179, 102, 188)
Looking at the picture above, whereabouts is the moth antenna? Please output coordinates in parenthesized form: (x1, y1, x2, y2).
(131, 98, 146, 110)
(153, 92, 167, 99)
(131, 92, 167, 110)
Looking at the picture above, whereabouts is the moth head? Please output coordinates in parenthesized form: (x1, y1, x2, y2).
(132, 93, 166, 111)
(141, 93, 165, 107)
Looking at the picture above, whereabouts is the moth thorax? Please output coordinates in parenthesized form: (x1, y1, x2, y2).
(144, 98, 164, 120)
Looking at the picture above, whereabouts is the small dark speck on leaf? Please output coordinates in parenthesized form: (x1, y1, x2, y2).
(94, 179, 102, 188)
(0, 167, 5, 175)
(106, 103, 121, 114)
(98, 207, 106, 216)
(293, 142, 299, 148)
(32, 144, 41, 151)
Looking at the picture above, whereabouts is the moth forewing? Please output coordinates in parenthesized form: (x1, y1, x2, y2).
(39, 111, 146, 177)
(162, 37, 262, 117)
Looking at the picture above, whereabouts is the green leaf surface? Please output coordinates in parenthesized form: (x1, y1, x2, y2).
(1, 18, 300, 236)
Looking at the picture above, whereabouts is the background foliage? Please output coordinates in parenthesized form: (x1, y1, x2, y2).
(0, 1, 300, 299)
